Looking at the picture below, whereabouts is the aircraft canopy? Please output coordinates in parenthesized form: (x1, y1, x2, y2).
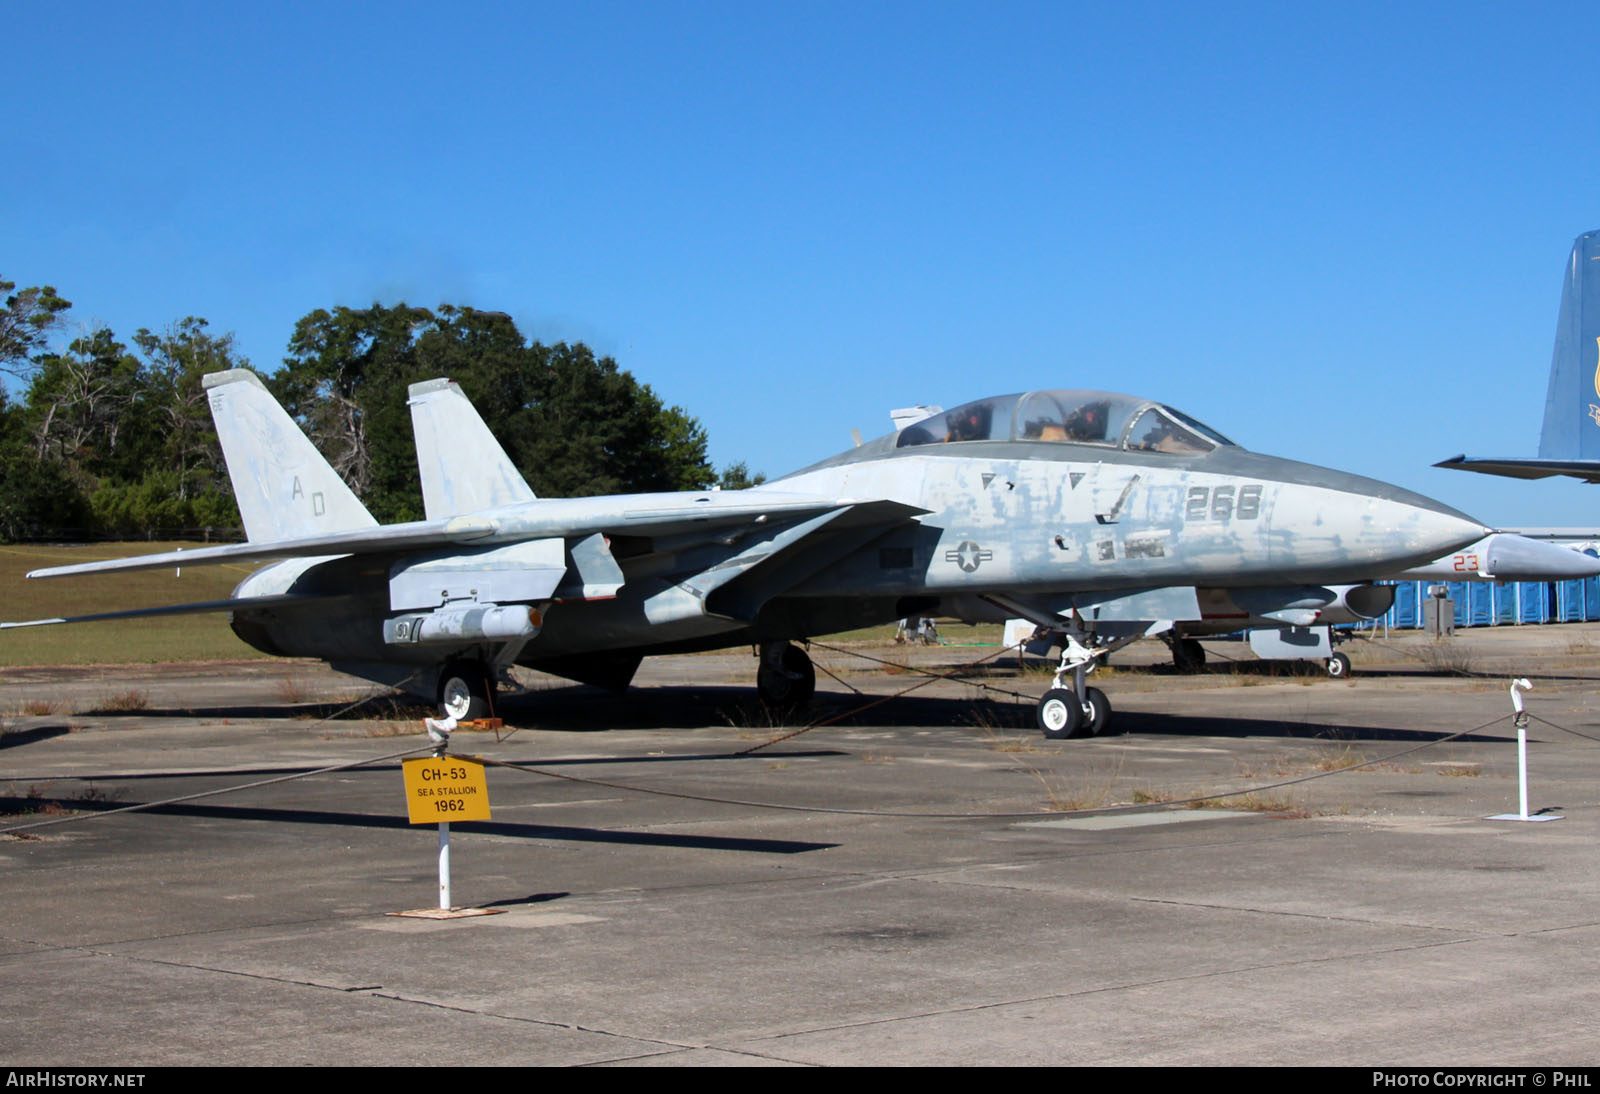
(895, 390, 1236, 453)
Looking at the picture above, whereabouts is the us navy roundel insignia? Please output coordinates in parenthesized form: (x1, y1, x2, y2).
(945, 540, 993, 573)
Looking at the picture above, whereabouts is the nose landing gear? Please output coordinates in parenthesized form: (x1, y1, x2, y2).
(1033, 631, 1115, 739)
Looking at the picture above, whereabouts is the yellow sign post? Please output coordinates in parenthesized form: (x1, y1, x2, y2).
(402, 756, 492, 824)
(397, 751, 495, 916)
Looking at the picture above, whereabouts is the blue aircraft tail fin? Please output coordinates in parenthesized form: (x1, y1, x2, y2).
(1436, 231, 1600, 482)
(1538, 230, 1600, 460)
(203, 370, 378, 543)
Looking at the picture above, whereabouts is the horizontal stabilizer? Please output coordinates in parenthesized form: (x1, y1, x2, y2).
(1434, 454, 1600, 483)
(28, 492, 928, 580)
(1, 593, 328, 630)
(26, 517, 495, 579)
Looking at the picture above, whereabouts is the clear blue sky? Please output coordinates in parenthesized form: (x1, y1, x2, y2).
(8, 1, 1600, 525)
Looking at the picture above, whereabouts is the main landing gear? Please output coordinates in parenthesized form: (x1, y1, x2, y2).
(757, 641, 815, 711)
(1033, 630, 1116, 739)
(437, 659, 495, 721)
(1169, 636, 1207, 673)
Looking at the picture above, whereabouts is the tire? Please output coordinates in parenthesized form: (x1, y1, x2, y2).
(1173, 638, 1207, 673)
(438, 663, 492, 721)
(1037, 688, 1086, 739)
(1326, 652, 1352, 679)
(1082, 686, 1114, 736)
(757, 643, 816, 709)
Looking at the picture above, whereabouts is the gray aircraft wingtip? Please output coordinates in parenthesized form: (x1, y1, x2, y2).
(202, 369, 266, 391)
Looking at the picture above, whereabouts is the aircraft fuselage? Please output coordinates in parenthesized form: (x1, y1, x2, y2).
(228, 432, 1484, 679)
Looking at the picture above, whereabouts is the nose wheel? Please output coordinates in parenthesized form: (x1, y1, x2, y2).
(1033, 631, 1115, 739)
(1036, 684, 1112, 739)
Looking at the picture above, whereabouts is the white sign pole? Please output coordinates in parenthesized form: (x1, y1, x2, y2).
(429, 716, 456, 909)
(438, 821, 451, 911)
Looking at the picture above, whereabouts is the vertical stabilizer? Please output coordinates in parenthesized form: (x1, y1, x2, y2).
(407, 378, 536, 519)
(203, 370, 377, 542)
(1538, 230, 1600, 460)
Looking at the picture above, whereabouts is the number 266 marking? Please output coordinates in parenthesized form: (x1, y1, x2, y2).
(1186, 484, 1262, 522)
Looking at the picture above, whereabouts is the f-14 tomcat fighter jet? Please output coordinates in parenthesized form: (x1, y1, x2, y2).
(16, 373, 1487, 738)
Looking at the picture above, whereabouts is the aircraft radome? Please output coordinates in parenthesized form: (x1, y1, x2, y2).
(8, 373, 1487, 739)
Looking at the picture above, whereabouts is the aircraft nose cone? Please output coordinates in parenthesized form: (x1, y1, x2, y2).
(1269, 485, 1488, 576)
(1404, 505, 1493, 562)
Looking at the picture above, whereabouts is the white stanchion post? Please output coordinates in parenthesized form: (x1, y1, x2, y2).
(439, 821, 451, 911)
(1512, 678, 1531, 819)
(1491, 678, 1561, 823)
(428, 715, 456, 910)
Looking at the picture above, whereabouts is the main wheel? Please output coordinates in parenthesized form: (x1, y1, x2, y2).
(1037, 688, 1087, 739)
(438, 662, 493, 721)
(1172, 638, 1207, 673)
(757, 643, 815, 709)
(1082, 686, 1114, 736)
(1326, 651, 1352, 679)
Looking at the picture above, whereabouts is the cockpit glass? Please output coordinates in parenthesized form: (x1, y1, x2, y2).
(1161, 406, 1235, 448)
(895, 396, 1016, 446)
(1013, 391, 1143, 446)
(1013, 392, 1072, 442)
(1126, 408, 1215, 454)
(894, 389, 1237, 452)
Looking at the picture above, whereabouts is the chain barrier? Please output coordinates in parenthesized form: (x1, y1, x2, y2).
(6, 647, 1587, 831)
(0, 672, 431, 836)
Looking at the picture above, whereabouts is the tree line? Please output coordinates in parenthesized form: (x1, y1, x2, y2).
(0, 279, 762, 541)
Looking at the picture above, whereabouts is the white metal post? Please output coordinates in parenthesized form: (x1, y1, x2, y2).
(1516, 723, 1530, 820)
(431, 715, 455, 910)
(438, 821, 451, 910)
(1492, 679, 1560, 823)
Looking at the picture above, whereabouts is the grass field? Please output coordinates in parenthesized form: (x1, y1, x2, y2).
(0, 542, 265, 667)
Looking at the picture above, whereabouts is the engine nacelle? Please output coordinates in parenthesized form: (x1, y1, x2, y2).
(1206, 583, 1395, 626)
(383, 603, 543, 645)
(1327, 583, 1397, 623)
